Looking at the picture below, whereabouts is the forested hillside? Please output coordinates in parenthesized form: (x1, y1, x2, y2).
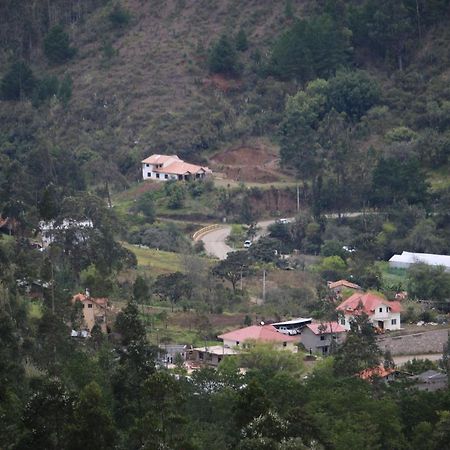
(1, 0, 449, 192)
(1, 1, 450, 449)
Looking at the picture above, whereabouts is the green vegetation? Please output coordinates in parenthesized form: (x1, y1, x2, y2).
(121, 243, 184, 273)
(1, 1, 450, 447)
(44, 25, 76, 64)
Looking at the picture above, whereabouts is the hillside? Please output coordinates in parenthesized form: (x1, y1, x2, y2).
(0, 0, 306, 184)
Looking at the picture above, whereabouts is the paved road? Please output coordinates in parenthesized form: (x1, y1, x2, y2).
(201, 226, 233, 259)
(200, 211, 374, 259)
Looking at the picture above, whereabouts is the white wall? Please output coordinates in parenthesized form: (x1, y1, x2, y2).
(142, 163, 178, 181)
(340, 311, 401, 331)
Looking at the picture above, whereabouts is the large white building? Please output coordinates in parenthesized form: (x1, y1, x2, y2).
(389, 251, 450, 272)
(141, 154, 212, 181)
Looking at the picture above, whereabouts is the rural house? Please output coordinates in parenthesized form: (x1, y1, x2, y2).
(141, 154, 212, 181)
(359, 365, 398, 383)
(336, 292, 402, 331)
(218, 324, 298, 352)
(190, 345, 238, 367)
(327, 279, 361, 297)
(72, 291, 109, 333)
(300, 321, 347, 355)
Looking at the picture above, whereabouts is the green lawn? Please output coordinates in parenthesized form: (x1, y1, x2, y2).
(27, 301, 43, 319)
(376, 261, 408, 288)
(122, 242, 184, 273)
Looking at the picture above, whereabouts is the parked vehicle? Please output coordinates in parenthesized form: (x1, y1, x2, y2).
(244, 240, 252, 248)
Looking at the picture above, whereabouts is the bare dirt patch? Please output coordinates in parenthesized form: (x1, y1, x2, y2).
(210, 142, 293, 183)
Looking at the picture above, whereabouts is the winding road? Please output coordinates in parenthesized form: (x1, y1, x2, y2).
(199, 211, 376, 260)
(200, 218, 292, 260)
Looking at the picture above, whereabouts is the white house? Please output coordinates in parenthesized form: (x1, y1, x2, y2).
(389, 251, 450, 272)
(141, 154, 212, 181)
(336, 292, 402, 331)
(39, 219, 93, 247)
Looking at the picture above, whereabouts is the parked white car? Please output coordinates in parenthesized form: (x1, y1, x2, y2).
(244, 240, 252, 248)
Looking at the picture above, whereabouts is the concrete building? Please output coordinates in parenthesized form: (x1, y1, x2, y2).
(300, 322, 347, 355)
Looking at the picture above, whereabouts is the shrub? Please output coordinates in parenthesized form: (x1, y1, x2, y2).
(235, 29, 248, 52)
(57, 75, 73, 106)
(108, 2, 131, 28)
(32, 75, 59, 107)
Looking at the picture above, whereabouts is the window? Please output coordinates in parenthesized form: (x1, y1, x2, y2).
(88, 303, 93, 309)
(199, 352, 203, 360)
(236, 341, 239, 346)
(147, 173, 151, 177)
(164, 174, 168, 179)
(146, 164, 149, 167)
(391, 319, 397, 325)
(320, 335, 325, 341)
(283, 342, 287, 347)
(379, 307, 383, 313)
(156, 173, 160, 179)
(340, 318, 345, 325)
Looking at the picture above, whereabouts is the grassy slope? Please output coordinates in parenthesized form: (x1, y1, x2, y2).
(121, 241, 184, 273)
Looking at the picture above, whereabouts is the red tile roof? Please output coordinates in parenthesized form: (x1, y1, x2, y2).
(158, 161, 211, 175)
(218, 325, 298, 343)
(141, 154, 180, 164)
(72, 293, 108, 308)
(328, 279, 361, 290)
(306, 322, 347, 335)
(336, 292, 402, 316)
(359, 365, 396, 380)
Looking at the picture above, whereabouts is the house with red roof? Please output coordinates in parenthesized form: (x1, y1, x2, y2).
(358, 365, 398, 382)
(141, 154, 212, 181)
(336, 292, 402, 331)
(300, 321, 347, 356)
(218, 324, 298, 352)
(72, 291, 109, 333)
(327, 279, 361, 297)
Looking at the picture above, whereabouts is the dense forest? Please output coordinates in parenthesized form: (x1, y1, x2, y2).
(1, 0, 450, 449)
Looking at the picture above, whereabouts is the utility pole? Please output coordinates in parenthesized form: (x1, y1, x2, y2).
(262, 269, 266, 303)
(296, 185, 300, 212)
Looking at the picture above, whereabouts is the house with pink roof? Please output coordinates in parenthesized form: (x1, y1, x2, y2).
(300, 321, 347, 356)
(218, 324, 298, 352)
(141, 154, 212, 181)
(336, 292, 402, 331)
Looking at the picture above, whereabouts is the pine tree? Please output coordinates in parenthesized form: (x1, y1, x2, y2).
(235, 29, 248, 52)
(208, 34, 240, 76)
(0, 61, 35, 100)
(44, 25, 76, 64)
